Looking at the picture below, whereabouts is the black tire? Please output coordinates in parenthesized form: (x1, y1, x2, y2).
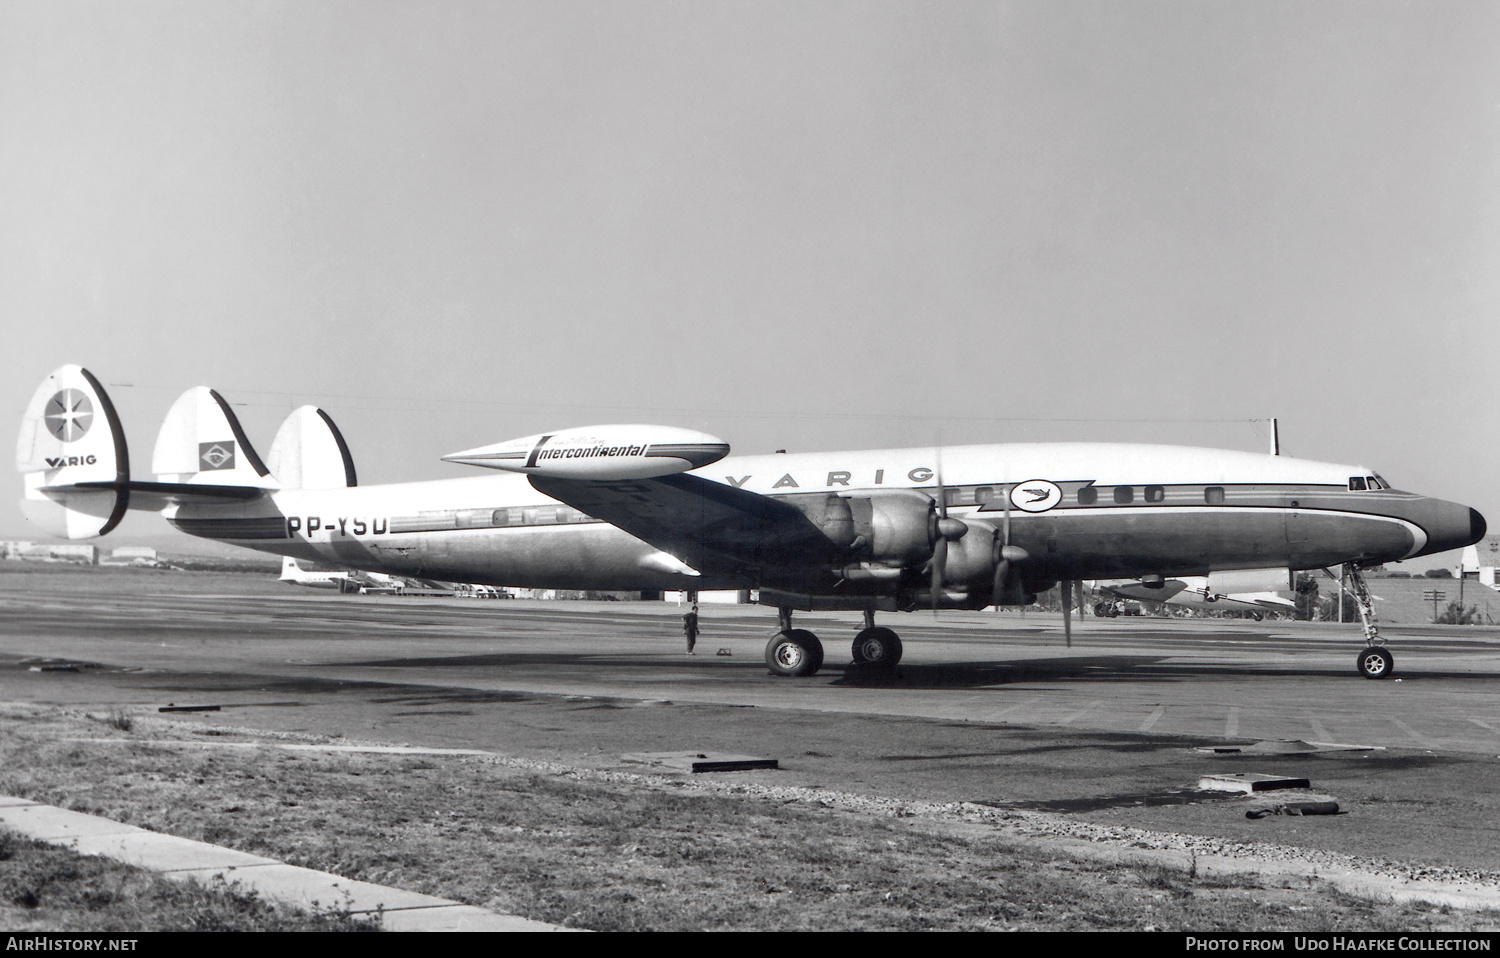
(766, 629, 823, 677)
(1357, 646, 1394, 680)
(851, 627, 903, 668)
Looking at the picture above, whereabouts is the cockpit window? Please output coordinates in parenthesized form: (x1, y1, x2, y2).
(1349, 476, 1367, 491)
(1372, 474, 1389, 490)
(1367, 476, 1382, 490)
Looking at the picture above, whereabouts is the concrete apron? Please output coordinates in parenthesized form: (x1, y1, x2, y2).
(0, 795, 569, 932)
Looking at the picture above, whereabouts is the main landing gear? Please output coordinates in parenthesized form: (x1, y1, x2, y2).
(765, 608, 904, 677)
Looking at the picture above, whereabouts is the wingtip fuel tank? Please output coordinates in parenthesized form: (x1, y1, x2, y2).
(442, 425, 730, 479)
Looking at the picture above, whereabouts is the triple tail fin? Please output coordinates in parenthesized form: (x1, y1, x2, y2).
(267, 407, 357, 490)
(151, 387, 278, 489)
(15, 365, 130, 538)
(15, 368, 282, 539)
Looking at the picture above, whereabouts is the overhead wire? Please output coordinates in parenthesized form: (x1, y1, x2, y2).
(104, 382, 1274, 428)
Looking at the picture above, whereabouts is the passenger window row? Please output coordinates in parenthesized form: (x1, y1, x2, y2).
(489, 506, 595, 527)
(1074, 485, 1224, 505)
(963, 484, 1231, 506)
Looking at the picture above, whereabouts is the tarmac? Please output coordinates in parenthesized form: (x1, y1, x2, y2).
(0, 793, 568, 931)
(5, 565, 1500, 923)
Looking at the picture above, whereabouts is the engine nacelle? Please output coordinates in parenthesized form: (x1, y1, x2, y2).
(938, 519, 1003, 587)
(847, 492, 936, 565)
(443, 425, 729, 480)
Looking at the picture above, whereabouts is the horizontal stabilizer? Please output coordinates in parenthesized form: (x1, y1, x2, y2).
(16, 365, 130, 538)
(151, 387, 277, 489)
(267, 406, 357, 489)
(68, 480, 267, 510)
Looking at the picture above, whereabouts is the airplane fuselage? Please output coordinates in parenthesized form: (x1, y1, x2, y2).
(164, 442, 1482, 602)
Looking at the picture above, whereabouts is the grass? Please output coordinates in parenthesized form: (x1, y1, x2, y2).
(0, 705, 1496, 931)
(0, 828, 378, 932)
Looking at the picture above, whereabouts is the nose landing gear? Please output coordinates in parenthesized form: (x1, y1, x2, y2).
(1333, 563, 1392, 680)
(1357, 645, 1394, 680)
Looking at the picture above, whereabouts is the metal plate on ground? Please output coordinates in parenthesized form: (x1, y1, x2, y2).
(1196, 739, 1380, 755)
(1198, 772, 1311, 793)
(622, 751, 779, 773)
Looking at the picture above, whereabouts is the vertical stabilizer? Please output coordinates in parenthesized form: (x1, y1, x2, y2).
(267, 406, 357, 490)
(15, 365, 131, 538)
(151, 388, 277, 488)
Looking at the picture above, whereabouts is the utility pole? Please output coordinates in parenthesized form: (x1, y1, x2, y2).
(1423, 588, 1446, 624)
(1459, 559, 1466, 614)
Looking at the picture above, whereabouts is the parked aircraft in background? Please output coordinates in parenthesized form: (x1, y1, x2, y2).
(1089, 568, 1298, 620)
(17, 366, 1486, 679)
(279, 555, 404, 594)
(280, 555, 506, 597)
(279, 555, 353, 590)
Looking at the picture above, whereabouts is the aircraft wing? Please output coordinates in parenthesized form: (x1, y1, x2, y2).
(529, 473, 839, 585)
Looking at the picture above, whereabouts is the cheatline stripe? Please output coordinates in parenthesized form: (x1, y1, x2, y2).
(644, 444, 730, 460)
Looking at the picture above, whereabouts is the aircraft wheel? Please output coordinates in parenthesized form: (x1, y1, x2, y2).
(766, 630, 823, 677)
(851, 627, 902, 668)
(1357, 646, 1394, 680)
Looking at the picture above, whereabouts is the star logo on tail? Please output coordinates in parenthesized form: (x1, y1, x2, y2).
(43, 389, 93, 442)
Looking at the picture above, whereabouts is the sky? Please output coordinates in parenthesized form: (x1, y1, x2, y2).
(3, 0, 1498, 558)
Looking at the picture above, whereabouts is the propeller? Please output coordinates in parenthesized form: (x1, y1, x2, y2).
(989, 483, 1029, 607)
(983, 480, 1073, 645)
(928, 458, 967, 610)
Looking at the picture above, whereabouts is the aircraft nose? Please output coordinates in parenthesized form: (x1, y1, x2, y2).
(1420, 501, 1487, 557)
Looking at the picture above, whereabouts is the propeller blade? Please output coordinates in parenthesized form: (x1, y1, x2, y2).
(930, 536, 947, 610)
(991, 557, 1008, 607)
(1062, 580, 1072, 648)
(935, 446, 947, 519)
(1003, 482, 1012, 545)
(927, 455, 966, 612)
(988, 485, 1015, 609)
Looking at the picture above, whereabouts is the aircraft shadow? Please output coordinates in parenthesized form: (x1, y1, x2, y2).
(831, 655, 1500, 688)
(341, 652, 775, 670)
(277, 652, 1500, 688)
(832, 656, 1176, 689)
